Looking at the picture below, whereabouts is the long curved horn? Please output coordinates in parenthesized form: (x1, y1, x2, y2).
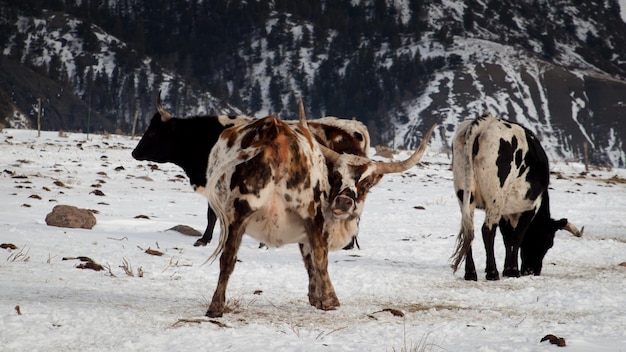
(320, 144, 340, 164)
(564, 222, 584, 237)
(156, 91, 172, 122)
(376, 123, 437, 174)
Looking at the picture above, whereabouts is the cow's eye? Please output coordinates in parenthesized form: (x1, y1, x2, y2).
(360, 179, 372, 191)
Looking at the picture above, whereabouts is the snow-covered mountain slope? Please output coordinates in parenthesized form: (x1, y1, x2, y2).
(2, 1, 626, 166)
(1, 10, 241, 133)
(397, 38, 626, 167)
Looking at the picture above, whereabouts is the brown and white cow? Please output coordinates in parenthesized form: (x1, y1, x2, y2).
(451, 113, 583, 281)
(202, 101, 436, 317)
(132, 93, 370, 249)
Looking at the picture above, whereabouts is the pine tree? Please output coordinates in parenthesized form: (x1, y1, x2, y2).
(541, 30, 557, 60)
(249, 80, 263, 114)
(269, 75, 284, 113)
(463, 6, 475, 31)
(230, 88, 243, 109)
(133, 20, 146, 57)
(301, 25, 311, 48)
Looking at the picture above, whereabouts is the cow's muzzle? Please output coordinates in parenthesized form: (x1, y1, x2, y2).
(331, 195, 354, 218)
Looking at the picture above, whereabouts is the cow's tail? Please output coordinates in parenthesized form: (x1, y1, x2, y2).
(204, 166, 230, 265)
(204, 146, 260, 265)
(451, 124, 476, 273)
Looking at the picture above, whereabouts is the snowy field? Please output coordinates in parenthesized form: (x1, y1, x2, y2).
(1, 128, 625, 351)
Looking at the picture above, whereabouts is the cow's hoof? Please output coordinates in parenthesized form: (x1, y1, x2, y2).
(464, 272, 478, 281)
(485, 271, 500, 281)
(522, 268, 541, 276)
(503, 268, 520, 278)
(193, 239, 208, 247)
(319, 299, 340, 311)
(312, 294, 340, 311)
(205, 309, 223, 318)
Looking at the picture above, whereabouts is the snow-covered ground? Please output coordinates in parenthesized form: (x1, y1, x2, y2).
(1, 128, 625, 351)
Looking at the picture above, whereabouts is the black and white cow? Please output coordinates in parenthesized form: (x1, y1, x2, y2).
(451, 113, 583, 281)
(203, 101, 437, 317)
(132, 94, 370, 248)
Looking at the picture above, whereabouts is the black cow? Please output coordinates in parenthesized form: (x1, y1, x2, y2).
(132, 94, 370, 248)
(451, 113, 583, 281)
(131, 94, 249, 246)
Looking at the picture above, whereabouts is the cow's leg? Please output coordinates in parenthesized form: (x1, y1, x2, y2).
(301, 241, 339, 309)
(311, 242, 339, 310)
(299, 243, 320, 307)
(303, 222, 339, 310)
(506, 210, 535, 276)
(194, 206, 217, 247)
(464, 245, 478, 281)
(206, 221, 245, 318)
(482, 223, 499, 280)
(499, 219, 519, 278)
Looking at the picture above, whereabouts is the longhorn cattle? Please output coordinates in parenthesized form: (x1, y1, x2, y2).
(451, 113, 583, 281)
(132, 94, 370, 248)
(203, 101, 436, 317)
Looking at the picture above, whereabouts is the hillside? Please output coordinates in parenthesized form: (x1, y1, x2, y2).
(1, 0, 626, 166)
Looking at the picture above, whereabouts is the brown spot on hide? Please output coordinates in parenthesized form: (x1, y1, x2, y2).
(286, 148, 309, 189)
(308, 122, 366, 156)
(236, 151, 250, 161)
(223, 128, 240, 149)
(241, 117, 282, 149)
(240, 128, 258, 150)
(313, 180, 323, 203)
(267, 133, 292, 180)
(307, 201, 316, 218)
(231, 154, 271, 195)
(233, 198, 252, 219)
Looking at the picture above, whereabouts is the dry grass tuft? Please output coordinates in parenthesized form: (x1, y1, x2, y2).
(7, 246, 30, 262)
(119, 258, 144, 277)
(392, 322, 438, 352)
